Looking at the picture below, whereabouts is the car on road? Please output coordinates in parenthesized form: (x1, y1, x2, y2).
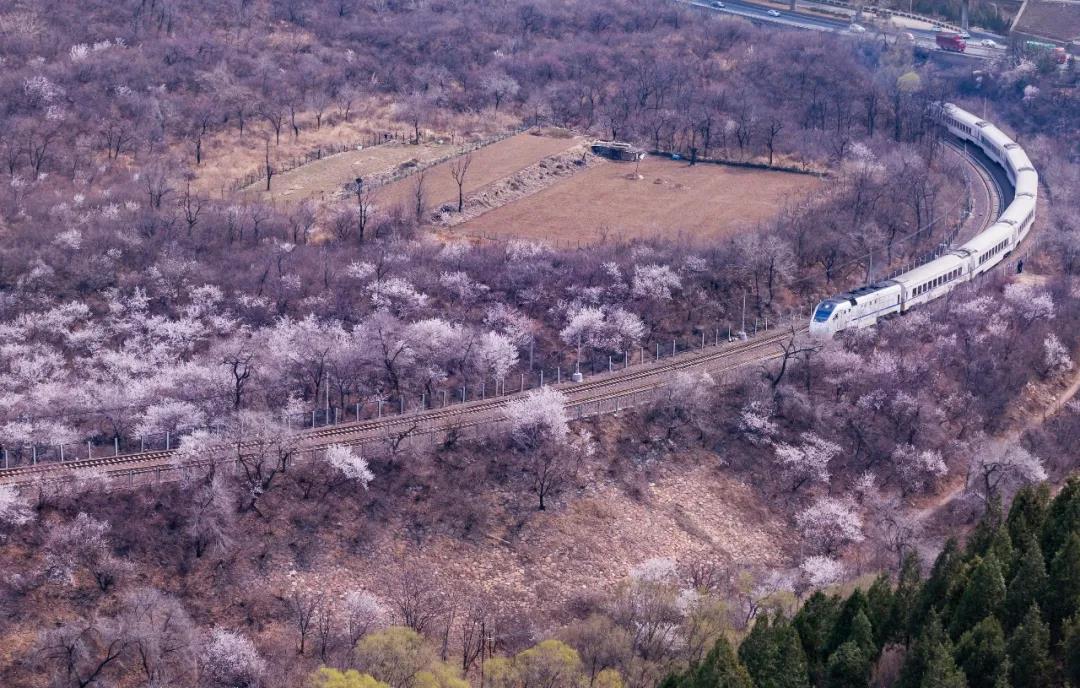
(901, 31, 916, 41)
(767, 9, 781, 16)
(932, 25, 945, 31)
(849, 23, 867, 33)
(711, 1, 725, 7)
(980, 39, 1001, 48)
(959, 31, 971, 38)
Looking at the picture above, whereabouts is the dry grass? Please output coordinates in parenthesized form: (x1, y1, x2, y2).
(187, 97, 521, 199)
(371, 132, 585, 211)
(240, 140, 463, 205)
(456, 156, 823, 245)
(293, 455, 791, 625)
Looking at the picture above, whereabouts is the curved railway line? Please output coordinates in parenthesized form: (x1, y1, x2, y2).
(0, 116, 1019, 488)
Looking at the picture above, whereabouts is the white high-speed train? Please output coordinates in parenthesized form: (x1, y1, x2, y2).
(809, 103, 1037, 337)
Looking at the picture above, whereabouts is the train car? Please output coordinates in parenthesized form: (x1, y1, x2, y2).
(941, 104, 984, 145)
(958, 221, 1016, 276)
(1014, 168, 1039, 201)
(809, 281, 903, 337)
(809, 103, 1037, 338)
(999, 196, 1037, 243)
(977, 124, 1014, 168)
(893, 253, 967, 311)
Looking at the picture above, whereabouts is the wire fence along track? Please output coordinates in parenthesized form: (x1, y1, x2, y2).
(0, 127, 1023, 487)
(0, 328, 800, 487)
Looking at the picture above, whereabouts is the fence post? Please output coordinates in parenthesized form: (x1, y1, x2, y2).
(356, 402, 360, 421)
(166, 432, 170, 450)
(520, 373, 525, 392)
(655, 343, 660, 361)
(378, 400, 383, 418)
(87, 441, 91, 460)
(59, 444, 64, 462)
(114, 437, 119, 456)
(608, 356, 612, 373)
(539, 371, 544, 386)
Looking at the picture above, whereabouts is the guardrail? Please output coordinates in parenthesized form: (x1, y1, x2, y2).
(805, 0, 963, 32)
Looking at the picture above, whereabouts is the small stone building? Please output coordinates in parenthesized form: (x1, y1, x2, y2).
(591, 141, 646, 162)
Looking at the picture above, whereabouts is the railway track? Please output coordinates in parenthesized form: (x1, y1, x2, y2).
(943, 137, 1006, 238)
(0, 327, 802, 485)
(0, 129, 1015, 488)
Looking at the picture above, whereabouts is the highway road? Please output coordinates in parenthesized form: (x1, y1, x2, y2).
(686, 0, 1007, 61)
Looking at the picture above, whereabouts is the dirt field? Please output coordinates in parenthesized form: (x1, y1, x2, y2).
(241, 139, 462, 204)
(372, 131, 584, 211)
(459, 156, 823, 244)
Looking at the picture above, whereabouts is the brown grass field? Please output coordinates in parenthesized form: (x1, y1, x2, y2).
(458, 156, 823, 244)
(371, 131, 584, 211)
(241, 139, 462, 205)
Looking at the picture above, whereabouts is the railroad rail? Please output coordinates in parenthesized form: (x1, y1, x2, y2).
(0, 122, 1016, 488)
(0, 327, 802, 486)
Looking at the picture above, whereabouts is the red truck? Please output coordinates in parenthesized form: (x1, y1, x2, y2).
(936, 33, 966, 52)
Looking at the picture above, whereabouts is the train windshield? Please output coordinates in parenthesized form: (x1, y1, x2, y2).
(813, 301, 837, 322)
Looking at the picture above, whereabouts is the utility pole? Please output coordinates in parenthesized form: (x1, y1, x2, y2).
(573, 334, 583, 383)
(961, 0, 970, 33)
(740, 291, 747, 335)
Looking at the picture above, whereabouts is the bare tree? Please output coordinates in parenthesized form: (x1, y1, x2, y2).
(412, 169, 428, 224)
(390, 562, 447, 634)
(448, 152, 472, 213)
(119, 587, 197, 687)
(287, 588, 323, 655)
(38, 617, 128, 688)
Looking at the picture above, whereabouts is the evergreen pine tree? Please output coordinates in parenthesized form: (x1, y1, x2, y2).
(1007, 483, 1050, 554)
(966, 498, 1005, 558)
(793, 591, 840, 685)
(955, 616, 1009, 688)
(1040, 476, 1080, 568)
(1048, 532, 1080, 630)
(1062, 612, 1080, 688)
(950, 556, 1006, 638)
(986, 527, 1015, 579)
(771, 618, 811, 688)
(898, 611, 952, 688)
(891, 553, 922, 644)
(825, 590, 870, 658)
(1004, 536, 1048, 631)
(1007, 605, 1053, 688)
(866, 574, 895, 647)
(691, 635, 754, 688)
(824, 641, 869, 688)
(738, 614, 809, 688)
(849, 611, 876, 659)
(739, 614, 776, 687)
(914, 539, 963, 635)
(919, 641, 968, 688)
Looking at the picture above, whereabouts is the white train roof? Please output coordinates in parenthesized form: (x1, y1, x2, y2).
(891, 253, 966, 287)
